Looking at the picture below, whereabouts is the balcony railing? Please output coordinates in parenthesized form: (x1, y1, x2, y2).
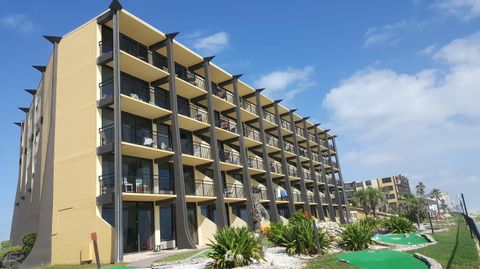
(216, 116, 238, 134)
(307, 194, 315, 203)
(269, 161, 283, 174)
(253, 187, 269, 200)
(176, 69, 206, 90)
(284, 142, 295, 153)
(189, 104, 209, 123)
(224, 184, 244, 199)
(287, 165, 298, 177)
(319, 140, 328, 148)
(240, 99, 257, 114)
(99, 124, 172, 150)
(212, 84, 234, 103)
(311, 153, 320, 163)
(308, 133, 316, 143)
(99, 173, 174, 195)
(263, 110, 276, 123)
(302, 169, 311, 179)
(280, 119, 291, 131)
(186, 180, 215, 197)
(299, 147, 307, 158)
(266, 134, 280, 148)
(100, 76, 151, 103)
(295, 127, 305, 138)
(243, 125, 261, 141)
(219, 149, 240, 165)
(190, 142, 212, 159)
(151, 51, 169, 71)
(247, 156, 264, 170)
(276, 189, 289, 201)
(292, 192, 302, 202)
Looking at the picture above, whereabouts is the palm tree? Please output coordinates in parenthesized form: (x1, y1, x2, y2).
(352, 189, 371, 216)
(416, 182, 426, 197)
(430, 188, 442, 216)
(399, 193, 427, 224)
(352, 187, 387, 218)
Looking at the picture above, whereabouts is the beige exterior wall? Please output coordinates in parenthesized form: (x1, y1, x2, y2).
(51, 20, 113, 264)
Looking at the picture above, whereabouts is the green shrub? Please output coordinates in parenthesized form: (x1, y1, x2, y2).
(359, 217, 383, 232)
(265, 222, 286, 246)
(383, 216, 416, 233)
(340, 222, 374, 251)
(207, 227, 264, 268)
(21, 233, 37, 257)
(0, 245, 22, 263)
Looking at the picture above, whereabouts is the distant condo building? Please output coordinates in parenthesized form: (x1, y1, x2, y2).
(345, 175, 412, 209)
(10, 1, 350, 266)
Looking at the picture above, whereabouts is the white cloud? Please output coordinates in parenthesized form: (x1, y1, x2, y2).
(323, 32, 480, 207)
(0, 14, 37, 33)
(364, 20, 430, 48)
(187, 31, 230, 55)
(253, 66, 315, 101)
(432, 0, 480, 20)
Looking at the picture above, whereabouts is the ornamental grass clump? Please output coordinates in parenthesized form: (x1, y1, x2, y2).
(383, 216, 416, 233)
(207, 226, 264, 268)
(340, 222, 375, 251)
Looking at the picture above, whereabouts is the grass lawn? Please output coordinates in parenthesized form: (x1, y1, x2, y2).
(305, 254, 357, 269)
(407, 215, 480, 269)
(35, 264, 128, 269)
(153, 249, 204, 264)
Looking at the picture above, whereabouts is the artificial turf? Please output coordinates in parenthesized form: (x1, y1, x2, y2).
(337, 250, 428, 269)
(374, 232, 430, 245)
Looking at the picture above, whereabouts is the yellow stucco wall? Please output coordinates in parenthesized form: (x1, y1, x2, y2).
(51, 20, 113, 264)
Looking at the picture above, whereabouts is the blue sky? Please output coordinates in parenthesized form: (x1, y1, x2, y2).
(1, 0, 480, 241)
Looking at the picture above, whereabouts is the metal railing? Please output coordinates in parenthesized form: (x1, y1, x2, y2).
(224, 184, 244, 198)
(176, 69, 206, 90)
(462, 213, 480, 245)
(269, 161, 283, 174)
(240, 99, 257, 114)
(186, 180, 215, 196)
(311, 153, 320, 163)
(280, 119, 291, 131)
(247, 156, 264, 170)
(190, 142, 212, 159)
(299, 147, 307, 157)
(189, 104, 209, 123)
(99, 77, 150, 103)
(253, 187, 269, 200)
(284, 141, 295, 153)
(216, 116, 238, 134)
(292, 192, 302, 202)
(244, 125, 261, 141)
(219, 149, 240, 165)
(302, 168, 311, 179)
(152, 51, 169, 71)
(99, 124, 172, 150)
(287, 165, 298, 177)
(263, 110, 276, 123)
(99, 173, 175, 195)
(212, 84, 234, 103)
(307, 194, 315, 203)
(266, 134, 280, 148)
(295, 127, 305, 138)
(308, 133, 316, 143)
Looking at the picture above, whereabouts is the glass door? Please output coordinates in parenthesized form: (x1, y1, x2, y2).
(186, 203, 198, 244)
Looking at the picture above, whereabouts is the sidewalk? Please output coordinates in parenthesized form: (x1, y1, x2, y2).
(125, 249, 198, 268)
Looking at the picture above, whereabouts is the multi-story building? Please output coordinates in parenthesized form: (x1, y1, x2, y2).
(345, 175, 411, 209)
(10, 1, 349, 266)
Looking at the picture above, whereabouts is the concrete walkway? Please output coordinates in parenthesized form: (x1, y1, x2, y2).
(125, 249, 200, 268)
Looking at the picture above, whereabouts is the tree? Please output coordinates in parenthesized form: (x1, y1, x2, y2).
(416, 182, 426, 197)
(352, 187, 387, 218)
(429, 188, 442, 216)
(398, 193, 427, 223)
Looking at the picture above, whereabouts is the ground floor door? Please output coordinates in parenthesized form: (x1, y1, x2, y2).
(123, 202, 154, 253)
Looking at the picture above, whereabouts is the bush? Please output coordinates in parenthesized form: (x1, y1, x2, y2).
(359, 217, 383, 232)
(383, 216, 416, 233)
(0, 245, 22, 264)
(340, 222, 374, 251)
(207, 227, 264, 268)
(21, 233, 37, 257)
(266, 211, 331, 255)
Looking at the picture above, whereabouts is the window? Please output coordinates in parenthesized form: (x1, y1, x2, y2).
(160, 205, 175, 241)
(201, 204, 216, 223)
(365, 180, 372, 186)
(154, 88, 170, 109)
(158, 162, 174, 193)
(382, 177, 392, 183)
(177, 96, 189, 117)
(156, 123, 171, 150)
(183, 166, 195, 195)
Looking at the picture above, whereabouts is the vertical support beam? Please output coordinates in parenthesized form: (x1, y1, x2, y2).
(203, 58, 228, 228)
(273, 102, 295, 215)
(231, 76, 254, 229)
(255, 92, 279, 222)
(165, 33, 196, 249)
(331, 136, 351, 223)
(326, 136, 346, 224)
(303, 122, 325, 221)
(288, 112, 309, 211)
(112, 8, 124, 262)
(314, 128, 335, 219)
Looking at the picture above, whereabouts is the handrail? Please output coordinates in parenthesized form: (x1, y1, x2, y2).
(186, 180, 215, 196)
(295, 126, 305, 138)
(219, 149, 240, 165)
(99, 173, 175, 195)
(269, 161, 283, 174)
(287, 165, 298, 177)
(191, 142, 212, 159)
(266, 134, 280, 148)
(240, 99, 257, 114)
(263, 110, 276, 123)
(247, 156, 264, 170)
(217, 115, 238, 134)
(212, 84, 234, 103)
(99, 124, 172, 150)
(280, 119, 291, 130)
(284, 141, 295, 153)
(224, 183, 244, 198)
(243, 125, 261, 141)
(189, 103, 209, 123)
(176, 69, 206, 90)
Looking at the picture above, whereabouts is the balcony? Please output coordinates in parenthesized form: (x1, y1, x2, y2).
(186, 180, 216, 202)
(295, 127, 306, 141)
(308, 133, 317, 146)
(182, 142, 213, 166)
(224, 184, 245, 202)
(99, 124, 173, 160)
(241, 125, 262, 148)
(298, 147, 309, 162)
(247, 156, 265, 175)
(209, 84, 235, 112)
(214, 115, 239, 141)
(279, 119, 293, 136)
(254, 187, 269, 201)
(262, 110, 277, 129)
(292, 192, 303, 203)
(99, 173, 175, 202)
(311, 153, 322, 164)
(287, 165, 299, 179)
(237, 99, 258, 121)
(283, 141, 296, 158)
(265, 134, 281, 153)
(268, 161, 284, 178)
(99, 77, 171, 120)
(174, 68, 208, 99)
(219, 149, 242, 171)
(307, 194, 316, 204)
(176, 103, 210, 131)
(302, 168, 311, 180)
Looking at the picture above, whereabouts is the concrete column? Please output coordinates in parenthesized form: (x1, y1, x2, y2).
(288, 111, 309, 212)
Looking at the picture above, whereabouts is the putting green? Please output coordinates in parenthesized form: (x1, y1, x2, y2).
(337, 250, 428, 269)
(374, 232, 430, 245)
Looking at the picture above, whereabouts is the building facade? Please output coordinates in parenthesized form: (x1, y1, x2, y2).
(345, 175, 411, 209)
(10, 1, 349, 266)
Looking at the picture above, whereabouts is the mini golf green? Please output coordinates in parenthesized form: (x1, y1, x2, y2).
(374, 232, 430, 245)
(337, 250, 428, 269)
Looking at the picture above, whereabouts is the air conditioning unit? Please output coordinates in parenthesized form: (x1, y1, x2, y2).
(156, 240, 176, 251)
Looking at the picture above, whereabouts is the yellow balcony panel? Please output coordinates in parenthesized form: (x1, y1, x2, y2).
(276, 200, 289, 204)
(299, 156, 309, 163)
(265, 144, 281, 154)
(283, 151, 296, 159)
(116, 10, 166, 46)
(213, 95, 235, 112)
(186, 195, 216, 203)
(122, 142, 173, 160)
(174, 115, 210, 132)
(106, 51, 169, 82)
(224, 197, 247, 203)
(289, 176, 300, 181)
(262, 119, 277, 130)
(260, 199, 270, 203)
(239, 108, 259, 122)
(310, 202, 318, 205)
(304, 179, 314, 184)
(181, 154, 213, 167)
(294, 201, 305, 205)
(271, 172, 284, 179)
(215, 127, 239, 141)
(123, 193, 176, 202)
(219, 161, 242, 171)
(280, 127, 293, 137)
(248, 167, 265, 175)
(121, 94, 171, 119)
(175, 77, 207, 99)
(312, 159, 321, 166)
(295, 133, 307, 143)
(238, 137, 262, 149)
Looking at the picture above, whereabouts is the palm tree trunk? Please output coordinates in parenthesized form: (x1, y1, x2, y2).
(436, 199, 440, 216)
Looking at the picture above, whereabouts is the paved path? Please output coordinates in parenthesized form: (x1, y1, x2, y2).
(125, 249, 198, 268)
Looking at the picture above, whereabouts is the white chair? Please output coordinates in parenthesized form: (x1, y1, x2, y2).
(143, 137, 154, 147)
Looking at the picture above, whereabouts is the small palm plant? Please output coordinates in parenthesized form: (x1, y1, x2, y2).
(207, 226, 264, 268)
(340, 222, 375, 251)
(383, 216, 416, 233)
